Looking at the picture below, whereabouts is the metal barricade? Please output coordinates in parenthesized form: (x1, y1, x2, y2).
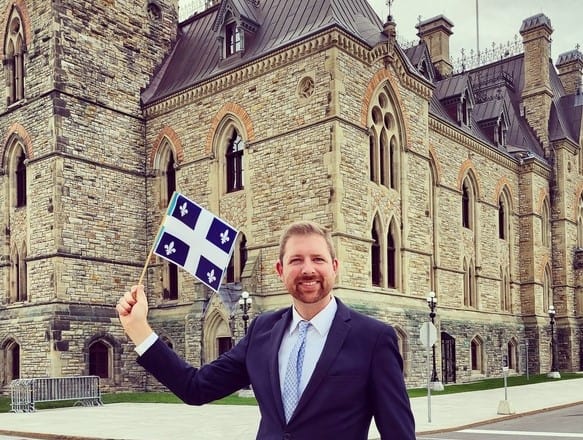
(10, 376, 103, 412)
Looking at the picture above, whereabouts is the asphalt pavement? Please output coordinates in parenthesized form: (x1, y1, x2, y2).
(0, 377, 581, 439)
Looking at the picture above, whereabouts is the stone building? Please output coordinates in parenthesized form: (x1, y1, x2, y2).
(0, 0, 581, 393)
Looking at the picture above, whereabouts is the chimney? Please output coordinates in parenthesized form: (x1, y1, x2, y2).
(556, 49, 583, 95)
(519, 13, 554, 151)
(416, 15, 454, 78)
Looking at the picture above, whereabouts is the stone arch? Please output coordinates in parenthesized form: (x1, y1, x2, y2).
(457, 161, 481, 199)
(2, 123, 33, 168)
(148, 126, 184, 168)
(360, 68, 410, 151)
(428, 146, 442, 185)
(493, 178, 513, 207)
(203, 307, 233, 364)
(0, 1, 32, 58)
(205, 102, 255, 155)
(84, 332, 122, 382)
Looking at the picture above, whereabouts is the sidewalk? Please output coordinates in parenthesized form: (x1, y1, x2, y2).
(0, 378, 581, 439)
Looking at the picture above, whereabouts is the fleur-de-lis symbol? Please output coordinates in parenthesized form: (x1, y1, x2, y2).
(179, 202, 188, 217)
(207, 269, 216, 284)
(164, 241, 176, 256)
(220, 229, 230, 244)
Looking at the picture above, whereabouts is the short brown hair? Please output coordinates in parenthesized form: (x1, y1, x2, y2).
(278, 221, 336, 262)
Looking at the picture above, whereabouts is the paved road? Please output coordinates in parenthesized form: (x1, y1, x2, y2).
(417, 403, 583, 439)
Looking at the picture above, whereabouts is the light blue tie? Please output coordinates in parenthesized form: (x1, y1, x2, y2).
(282, 320, 310, 422)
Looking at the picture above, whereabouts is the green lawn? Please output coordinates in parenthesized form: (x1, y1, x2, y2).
(1, 372, 580, 413)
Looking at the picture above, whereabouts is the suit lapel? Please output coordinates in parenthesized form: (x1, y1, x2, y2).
(291, 299, 351, 420)
(269, 308, 291, 423)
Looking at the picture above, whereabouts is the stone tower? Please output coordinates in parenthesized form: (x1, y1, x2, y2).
(0, 0, 177, 389)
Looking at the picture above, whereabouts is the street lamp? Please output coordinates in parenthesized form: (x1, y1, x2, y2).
(426, 291, 442, 389)
(547, 305, 561, 379)
(237, 291, 254, 396)
(238, 291, 252, 336)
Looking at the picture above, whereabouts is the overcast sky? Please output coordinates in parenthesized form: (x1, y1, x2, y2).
(178, 0, 580, 64)
(370, 0, 580, 64)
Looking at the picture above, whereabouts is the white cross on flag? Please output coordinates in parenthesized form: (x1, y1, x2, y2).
(153, 192, 238, 292)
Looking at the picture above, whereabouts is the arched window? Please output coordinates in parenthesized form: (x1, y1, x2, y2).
(541, 199, 551, 247)
(463, 258, 477, 308)
(9, 245, 26, 303)
(155, 140, 179, 301)
(369, 131, 377, 182)
(368, 85, 401, 190)
(15, 148, 26, 207)
(226, 233, 247, 283)
(469, 261, 477, 308)
(7, 142, 27, 209)
(461, 178, 475, 229)
(371, 217, 382, 287)
(387, 219, 399, 289)
(498, 198, 507, 239)
(4, 7, 26, 105)
(578, 195, 583, 248)
(225, 128, 244, 192)
(470, 336, 484, 373)
(89, 340, 110, 379)
(17, 245, 26, 302)
(543, 264, 552, 313)
(463, 259, 470, 306)
(500, 266, 511, 312)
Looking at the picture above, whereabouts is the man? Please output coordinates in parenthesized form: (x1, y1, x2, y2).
(117, 221, 415, 439)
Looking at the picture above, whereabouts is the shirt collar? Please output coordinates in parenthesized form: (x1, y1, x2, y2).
(289, 296, 337, 337)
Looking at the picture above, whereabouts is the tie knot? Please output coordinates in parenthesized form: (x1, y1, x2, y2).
(298, 320, 310, 336)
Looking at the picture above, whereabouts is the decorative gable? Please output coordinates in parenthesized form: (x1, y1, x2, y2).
(212, 0, 260, 60)
(435, 74, 474, 127)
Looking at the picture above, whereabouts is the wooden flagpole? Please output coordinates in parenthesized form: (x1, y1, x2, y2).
(136, 193, 176, 290)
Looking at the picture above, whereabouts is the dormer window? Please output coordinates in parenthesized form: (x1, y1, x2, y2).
(461, 91, 472, 126)
(225, 21, 242, 57)
(213, 3, 259, 61)
(417, 59, 434, 82)
(495, 113, 508, 147)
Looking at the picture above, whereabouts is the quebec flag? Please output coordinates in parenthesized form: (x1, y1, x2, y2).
(153, 192, 239, 292)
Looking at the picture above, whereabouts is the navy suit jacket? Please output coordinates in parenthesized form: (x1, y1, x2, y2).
(138, 298, 415, 439)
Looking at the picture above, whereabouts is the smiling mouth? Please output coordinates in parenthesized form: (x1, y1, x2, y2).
(299, 280, 320, 288)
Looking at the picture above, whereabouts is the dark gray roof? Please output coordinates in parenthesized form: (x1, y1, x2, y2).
(434, 74, 470, 101)
(142, 0, 387, 104)
(473, 99, 505, 124)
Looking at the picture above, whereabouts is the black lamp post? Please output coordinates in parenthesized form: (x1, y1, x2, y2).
(426, 291, 439, 383)
(237, 291, 254, 395)
(238, 291, 252, 336)
(547, 305, 560, 378)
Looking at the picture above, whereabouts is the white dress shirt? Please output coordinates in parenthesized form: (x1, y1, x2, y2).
(278, 296, 337, 399)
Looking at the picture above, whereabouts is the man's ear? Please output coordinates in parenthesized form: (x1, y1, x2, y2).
(275, 259, 283, 277)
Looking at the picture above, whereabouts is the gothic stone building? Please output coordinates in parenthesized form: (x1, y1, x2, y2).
(0, 0, 582, 393)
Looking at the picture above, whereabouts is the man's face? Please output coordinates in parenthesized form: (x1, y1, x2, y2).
(275, 233, 339, 306)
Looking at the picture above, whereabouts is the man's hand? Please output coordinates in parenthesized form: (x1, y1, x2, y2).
(116, 285, 153, 346)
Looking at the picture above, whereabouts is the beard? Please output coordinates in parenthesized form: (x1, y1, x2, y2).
(290, 276, 330, 304)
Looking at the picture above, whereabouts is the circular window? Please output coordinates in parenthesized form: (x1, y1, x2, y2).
(297, 76, 315, 99)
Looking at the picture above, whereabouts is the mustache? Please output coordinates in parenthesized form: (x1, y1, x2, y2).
(297, 276, 320, 282)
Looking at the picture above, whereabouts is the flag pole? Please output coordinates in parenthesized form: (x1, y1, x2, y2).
(136, 193, 176, 289)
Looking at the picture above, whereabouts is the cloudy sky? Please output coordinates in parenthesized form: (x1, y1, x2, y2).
(179, 0, 580, 63)
(369, 0, 579, 63)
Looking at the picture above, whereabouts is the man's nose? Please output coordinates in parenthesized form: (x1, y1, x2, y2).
(301, 260, 316, 274)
